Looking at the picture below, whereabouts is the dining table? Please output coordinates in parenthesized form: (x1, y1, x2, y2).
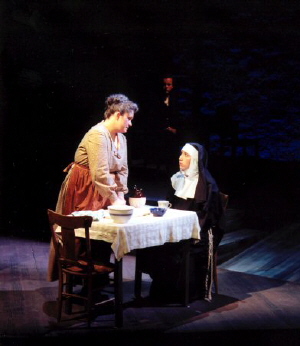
(72, 206, 201, 327)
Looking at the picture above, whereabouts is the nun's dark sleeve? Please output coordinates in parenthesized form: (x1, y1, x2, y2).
(166, 183, 175, 203)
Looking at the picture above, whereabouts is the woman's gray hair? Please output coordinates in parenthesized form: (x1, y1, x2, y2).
(104, 94, 139, 119)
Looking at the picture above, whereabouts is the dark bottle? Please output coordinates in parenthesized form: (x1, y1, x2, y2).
(132, 185, 145, 198)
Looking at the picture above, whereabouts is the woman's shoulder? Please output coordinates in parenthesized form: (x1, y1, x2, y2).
(85, 122, 109, 138)
(89, 123, 126, 139)
(78, 123, 109, 146)
(90, 122, 106, 133)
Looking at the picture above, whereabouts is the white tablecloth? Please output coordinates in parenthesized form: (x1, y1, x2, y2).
(73, 207, 201, 261)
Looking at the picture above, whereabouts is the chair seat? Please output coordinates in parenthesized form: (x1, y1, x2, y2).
(62, 262, 114, 275)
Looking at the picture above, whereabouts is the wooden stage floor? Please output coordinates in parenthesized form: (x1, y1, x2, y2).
(0, 236, 300, 346)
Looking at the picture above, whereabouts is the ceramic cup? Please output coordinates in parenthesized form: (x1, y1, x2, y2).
(158, 200, 172, 208)
(129, 197, 146, 208)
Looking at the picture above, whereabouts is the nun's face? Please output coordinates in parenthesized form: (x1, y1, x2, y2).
(179, 150, 191, 171)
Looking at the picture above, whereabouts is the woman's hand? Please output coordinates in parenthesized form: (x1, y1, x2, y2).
(112, 198, 126, 206)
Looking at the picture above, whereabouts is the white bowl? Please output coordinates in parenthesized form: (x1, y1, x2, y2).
(129, 197, 146, 208)
(107, 205, 134, 224)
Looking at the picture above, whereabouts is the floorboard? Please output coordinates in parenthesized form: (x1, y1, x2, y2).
(220, 222, 300, 284)
(0, 236, 300, 346)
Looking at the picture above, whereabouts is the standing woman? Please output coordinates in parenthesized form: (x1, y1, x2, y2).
(57, 94, 138, 214)
(48, 94, 139, 281)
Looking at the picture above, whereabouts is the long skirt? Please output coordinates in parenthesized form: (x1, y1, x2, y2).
(47, 162, 112, 282)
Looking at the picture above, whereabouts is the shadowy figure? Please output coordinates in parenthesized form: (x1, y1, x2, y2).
(148, 75, 183, 175)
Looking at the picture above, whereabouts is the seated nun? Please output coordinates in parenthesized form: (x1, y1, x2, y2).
(139, 143, 225, 303)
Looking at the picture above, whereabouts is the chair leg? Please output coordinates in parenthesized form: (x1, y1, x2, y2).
(182, 240, 190, 306)
(65, 274, 73, 314)
(57, 271, 63, 322)
(213, 252, 218, 294)
(87, 276, 93, 327)
(114, 257, 123, 328)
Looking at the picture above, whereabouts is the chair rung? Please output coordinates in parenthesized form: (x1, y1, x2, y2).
(94, 297, 115, 306)
(62, 293, 88, 301)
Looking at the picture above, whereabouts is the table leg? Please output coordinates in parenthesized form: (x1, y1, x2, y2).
(182, 240, 190, 306)
(114, 257, 123, 327)
(134, 249, 142, 299)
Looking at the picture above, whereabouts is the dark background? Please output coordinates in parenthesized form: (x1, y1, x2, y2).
(1, 0, 299, 240)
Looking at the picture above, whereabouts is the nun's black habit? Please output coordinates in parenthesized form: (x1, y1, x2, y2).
(139, 143, 225, 303)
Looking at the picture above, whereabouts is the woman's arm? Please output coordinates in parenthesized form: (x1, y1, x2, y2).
(115, 134, 129, 194)
(86, 131, 119, 203)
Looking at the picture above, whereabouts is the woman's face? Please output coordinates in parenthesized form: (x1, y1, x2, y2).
(117, 111, 134, 133)
(179, 150, 191, 171)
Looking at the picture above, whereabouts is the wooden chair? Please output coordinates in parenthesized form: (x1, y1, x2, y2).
(47, 209, 117, 327)
(213, 192, 229, 294)
(135, 193, 229, 304)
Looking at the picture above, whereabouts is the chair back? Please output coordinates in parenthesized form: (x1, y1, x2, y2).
(47, 209, 93, 264)
(219, 192, 229, 211)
